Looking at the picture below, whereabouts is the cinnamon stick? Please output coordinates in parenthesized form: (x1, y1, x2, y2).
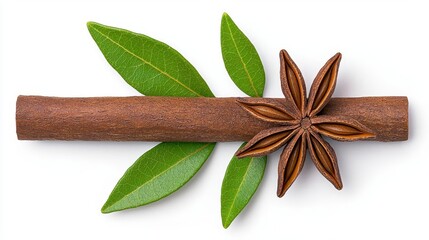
(16, 96, 408, 142)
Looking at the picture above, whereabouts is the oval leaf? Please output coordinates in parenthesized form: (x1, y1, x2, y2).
(221, 13, 265, 97)
(87, 22, 214, 97)
(102, 142, 215, 213)
(221, 143, 267, 228)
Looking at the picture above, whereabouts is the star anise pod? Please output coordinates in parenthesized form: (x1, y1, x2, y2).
(236, 50, 376, 197)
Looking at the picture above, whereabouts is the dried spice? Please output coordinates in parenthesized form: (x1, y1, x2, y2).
(236, 50, 376, 196)
(15, 13, 408, 228)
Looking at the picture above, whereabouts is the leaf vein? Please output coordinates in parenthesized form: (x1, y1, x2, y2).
(225, 18, 260, 97)
(107, 143, 211, 210)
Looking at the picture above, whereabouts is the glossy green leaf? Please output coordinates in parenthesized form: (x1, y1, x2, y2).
(221, 143, 267, 228)
(221, 13, 265, 98)
(102, 142, 215, 213)
(87, 22, 214, 97)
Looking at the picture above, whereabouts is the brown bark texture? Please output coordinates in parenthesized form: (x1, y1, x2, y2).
(16, 96, 408, 142)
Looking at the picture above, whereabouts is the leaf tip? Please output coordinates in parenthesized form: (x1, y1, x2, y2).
(86, 22, 102, 36)
(222, 219, 231, 229)
(100, 204, 111, 214)
(86, 21, 97, 29)
(101, 199, 117, 214)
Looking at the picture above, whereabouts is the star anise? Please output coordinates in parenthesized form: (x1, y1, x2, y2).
(236, 50, 376, 197)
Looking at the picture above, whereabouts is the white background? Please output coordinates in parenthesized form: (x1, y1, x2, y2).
(1, 0, 428, 239)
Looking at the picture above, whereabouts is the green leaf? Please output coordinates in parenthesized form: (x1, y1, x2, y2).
(88, 22, 218, 213)
(220, 14, 266, 228)
(221, 143, 267, 228)
(87, 22, 214, 97)
(102, 142, 215, 213)
(221, 13, 265, 98)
